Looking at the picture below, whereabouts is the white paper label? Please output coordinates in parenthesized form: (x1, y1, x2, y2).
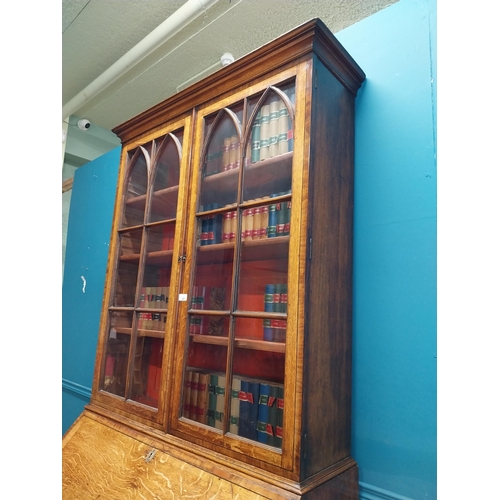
(178, 293, 188, 302)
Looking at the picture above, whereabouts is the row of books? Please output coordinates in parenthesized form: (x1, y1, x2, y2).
(139, 286, 170, 309)
(264, 283, 288, 313)
(183, 370, 284, 448)
(199, 200, 291, 246)
(137, 312, 167, 331)
(250, 96, 293, 163)
(204, 135, 241, 177)
(203, 96, 294, 179)
(263, 319, 287, 343)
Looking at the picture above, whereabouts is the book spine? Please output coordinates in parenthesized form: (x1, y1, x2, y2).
(271, 319, 280, 342)
(259, 104, 270, 161)
(217, 213, 224, 244)
(200, 217, 209, 246)
(145, 286, 152, 308)
(252, 206, 261, 240)
(228, 135, 237, 171)
(251, 112, 261, 163)
(257, 383, 271, 444)
(263, 318, 273, 341)
(222, 212, 232, 243)
(241, 209, 248, 241)
(247, 381, 260, 441)
(276, 202, 286, 236)
(215, 374, 226, 431)
(230, 377, 241, 434)
(189, 371, 199, 421)
(196, 373, 209, 424)
(152, 312, 161, 331)
(238, 380, 251, 438)
(275, 386, 284, 448)
(183, 370, 192, 418)
(267, 384, 279, 447)
(207, 374, 217, 427)
(245, 208, 254, 240)
(222, 137, 231, 172)
(267, 204, 277, 238)
(277, 101, 289, 155)
(229, 210, 237, 243)
(284, 201, 291, 235)
(154, 289, 162, 315)
(233, 135, 241, 171)
(260, 205, 269, 239)
(264, 284, 275, 312)
(280, 284, 288, 314)
(268, 97, 280, 158)
(206, 214, 215, 245)
(277, 319, 287, 343)
(272, 284, 281, 312)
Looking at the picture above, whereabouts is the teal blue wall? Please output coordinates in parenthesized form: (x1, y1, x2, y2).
(62, 147, 120, 434)
(337, 0, 437, 498)
(61, 0, 436, 497)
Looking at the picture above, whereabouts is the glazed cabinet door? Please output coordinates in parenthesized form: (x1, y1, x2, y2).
(93, 116, 192, 425)
(170, 65, 310, 471)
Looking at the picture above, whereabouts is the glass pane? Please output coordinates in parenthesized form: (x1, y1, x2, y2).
(194, 216, 234, 308)
(199, 110, 241, 211)
(230, 373, 284, 448)
(149, 133, 182, 222)
(139, 222, 174, 322)
(123, 148, 149, 227)
(183, 345, 228, 426)
(229, 312, 286, 447)
(102, 311, 133, 398)
(188, 312, 230, 337)
(112, 229, 143, 307)
(243, 90, 294, 201)
(237, 207, 289, 312)
(130, 335, 163, 408)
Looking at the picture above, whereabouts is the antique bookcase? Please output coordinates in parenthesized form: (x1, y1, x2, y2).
(62, 18, 365, 500)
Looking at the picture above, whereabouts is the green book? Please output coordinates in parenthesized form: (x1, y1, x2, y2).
(276, 202, 286, 236)
(257, 383, 271, 444)
(207, 373, 218, 427)
(251, 111, 261, 163)
(267, 384, 280, 447)
(215, 374, 226, 431)
(230, 377, 241, 434)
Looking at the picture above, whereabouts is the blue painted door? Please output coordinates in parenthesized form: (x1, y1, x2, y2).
(62, 146, 121, 434)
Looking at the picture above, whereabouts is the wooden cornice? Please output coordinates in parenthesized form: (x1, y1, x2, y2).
(112, 18, 365, 146)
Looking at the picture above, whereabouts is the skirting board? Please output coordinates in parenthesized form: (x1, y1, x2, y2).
(62, 379, 92, 399)
(360, 482, 415, 500)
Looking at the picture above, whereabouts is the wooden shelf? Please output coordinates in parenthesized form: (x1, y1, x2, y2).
(244, 152, 293, 192)
(125, 185, 179, 215)
(190, 334, 285, 353)
(114, 327, 165, 339)
(119, 249, 174, 266)
(200, 152, 292, 201)
(195, 236, 289, 265)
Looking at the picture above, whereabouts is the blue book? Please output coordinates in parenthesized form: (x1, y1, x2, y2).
(257, 383, 271, 443)
(239, 380, 259, 441)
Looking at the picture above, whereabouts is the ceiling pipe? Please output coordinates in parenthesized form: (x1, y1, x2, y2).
(62, 0, 219, 121)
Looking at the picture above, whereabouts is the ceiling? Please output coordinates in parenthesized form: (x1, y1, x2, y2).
(62, 0, 397, 135)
